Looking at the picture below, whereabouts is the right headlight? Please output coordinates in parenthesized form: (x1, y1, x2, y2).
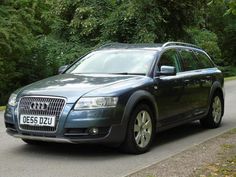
(8, 93, 18, 106)
(74, 97, 118, 110)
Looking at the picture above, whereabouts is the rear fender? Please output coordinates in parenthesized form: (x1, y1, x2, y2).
(208, 81, 224, 115)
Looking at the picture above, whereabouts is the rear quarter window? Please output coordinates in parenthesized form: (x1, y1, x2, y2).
(194, 51, 215, 69)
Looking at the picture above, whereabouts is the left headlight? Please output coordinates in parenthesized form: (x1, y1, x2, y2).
(74, 97, 118, 110)
(8, 93, 17, 106)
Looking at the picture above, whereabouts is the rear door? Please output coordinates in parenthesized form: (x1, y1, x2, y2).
(193, 50, 215, 110)
(178, 48, 205, 117)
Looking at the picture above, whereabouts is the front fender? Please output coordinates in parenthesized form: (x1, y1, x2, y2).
(119, 90, 159, 139)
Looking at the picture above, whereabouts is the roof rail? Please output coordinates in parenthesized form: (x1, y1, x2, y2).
(98, 42, 162, 49)
(162, 41, 201, 49)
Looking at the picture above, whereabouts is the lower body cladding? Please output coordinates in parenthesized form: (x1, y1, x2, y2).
(4, 103, 127, 145)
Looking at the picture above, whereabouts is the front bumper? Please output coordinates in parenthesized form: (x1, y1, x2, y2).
(6, 124, 125, 145)
(7, 130, 72, 143)
(4, 103, 127, 145)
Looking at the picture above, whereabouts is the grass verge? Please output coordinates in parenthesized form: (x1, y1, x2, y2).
(0, 106, 6, 111)
(196, 154, 236, 177)
(194, 128, 236, 177)
(225, 76, 236, 81)
(128, 128, 236, 177)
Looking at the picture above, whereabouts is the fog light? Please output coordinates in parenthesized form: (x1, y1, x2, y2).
(89, 128, 99, 135)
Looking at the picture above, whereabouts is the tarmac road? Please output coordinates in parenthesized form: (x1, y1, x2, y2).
(0, 80, 236, 177)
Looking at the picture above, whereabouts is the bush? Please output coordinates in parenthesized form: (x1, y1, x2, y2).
(186, 28, 222, 65)
(220, 66, 236, 77)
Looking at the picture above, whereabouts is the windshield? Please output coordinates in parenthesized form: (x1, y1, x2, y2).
(66, 50, 156, 75)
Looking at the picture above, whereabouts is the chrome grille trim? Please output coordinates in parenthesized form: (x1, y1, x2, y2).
(18, 96, 66, 133)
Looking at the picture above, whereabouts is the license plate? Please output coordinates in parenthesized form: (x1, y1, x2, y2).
(20, 114, 56, 127)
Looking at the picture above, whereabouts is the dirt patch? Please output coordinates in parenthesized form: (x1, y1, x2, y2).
(193, 129, 236, 177)
(127, 128, 236, 177)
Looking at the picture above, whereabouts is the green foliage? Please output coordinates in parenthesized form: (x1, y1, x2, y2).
(206, 0, 236, 66)
(34, 35, 92, 75)
(102, 0, 206, 43)
(0, 106, 6, 111)
(225, 0, 236, 15)
(220, 66, 236, 77)
(0, 0, 58, 105)
(53, 0, 113, 44)
(186, 28, 222, 65)
(0, 0, 236, 105)
(0, 1, 34, 104)
(209, 0, 236, 15)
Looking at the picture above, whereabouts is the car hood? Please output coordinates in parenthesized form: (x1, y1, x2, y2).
(17, 74, 146, 103)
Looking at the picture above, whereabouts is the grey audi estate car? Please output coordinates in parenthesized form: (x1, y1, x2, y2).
(5, 42, 224, 154)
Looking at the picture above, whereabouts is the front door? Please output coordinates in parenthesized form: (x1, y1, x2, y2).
(154, 49, 186, 126)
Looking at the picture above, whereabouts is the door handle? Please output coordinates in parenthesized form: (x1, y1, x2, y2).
(200, 79, 206, 82)
(184, 79, 190, 85)
(184, 79, 190, 83)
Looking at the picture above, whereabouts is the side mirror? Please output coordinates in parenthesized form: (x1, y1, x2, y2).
(58, 65, 68, 74)
(159, 65, 176, 76)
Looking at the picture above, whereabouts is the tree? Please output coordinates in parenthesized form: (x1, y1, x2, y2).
(225, 0, 236, 15)
(0, 0, 58, 104)
(0, 0, 235, 105)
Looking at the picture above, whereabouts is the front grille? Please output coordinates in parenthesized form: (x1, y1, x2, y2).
(18, 96, 66, 132)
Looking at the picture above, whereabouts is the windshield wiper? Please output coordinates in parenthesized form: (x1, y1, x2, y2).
(71, 72, 145, 75)
(109, 73, 145, 75)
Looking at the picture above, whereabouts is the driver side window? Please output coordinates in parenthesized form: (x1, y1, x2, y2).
(158, 49, 181, 72)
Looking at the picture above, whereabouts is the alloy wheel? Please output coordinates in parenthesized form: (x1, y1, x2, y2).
(212, 96, 222, 123)
(134, 110, 152, 148)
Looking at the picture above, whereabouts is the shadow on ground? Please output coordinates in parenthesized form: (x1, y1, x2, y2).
(154, 121, 207, 146)
(10, 121, 215, 158)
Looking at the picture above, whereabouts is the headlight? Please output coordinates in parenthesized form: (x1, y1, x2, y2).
(74, 97, 118, 110)
(8, 93, 17, 106)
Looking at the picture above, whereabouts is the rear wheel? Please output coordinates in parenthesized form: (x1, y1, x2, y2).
(200, 93, 223, 128)
(121, 104, 155, 154)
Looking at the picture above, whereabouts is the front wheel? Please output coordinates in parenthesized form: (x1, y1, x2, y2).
(121, 104, 155, 154)
(200, 94, 223, 128)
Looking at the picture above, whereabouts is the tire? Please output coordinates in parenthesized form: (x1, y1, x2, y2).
(200, 93, 223, 128)
(120, 104, 155, 154)
(22, 139, 46, 145)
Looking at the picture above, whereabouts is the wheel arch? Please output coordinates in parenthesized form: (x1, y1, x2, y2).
(121, 90, 159, 133)
(208, 81, 225, 116)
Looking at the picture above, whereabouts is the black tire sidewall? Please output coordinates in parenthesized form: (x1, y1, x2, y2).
(201, 93, 223, 128)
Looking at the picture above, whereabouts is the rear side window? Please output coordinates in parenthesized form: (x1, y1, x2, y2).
(179, 49, 201, 71)
(194, 51, 215, 69)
